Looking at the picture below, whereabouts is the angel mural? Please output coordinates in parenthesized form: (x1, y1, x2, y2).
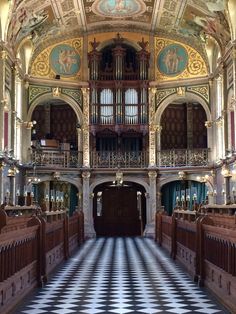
(50, 44, 80, 77)
(7, 4, 48, 44)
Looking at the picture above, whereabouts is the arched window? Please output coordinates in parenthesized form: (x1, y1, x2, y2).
(100, 89, 113, 124)
(125, 89, 138, 124)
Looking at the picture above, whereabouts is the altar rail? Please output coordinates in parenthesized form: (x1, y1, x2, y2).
(0, 210, 84, 314)
(31, 149, 83, 168)
(155, 212, 236, 312)
(157, 148, 209, 167)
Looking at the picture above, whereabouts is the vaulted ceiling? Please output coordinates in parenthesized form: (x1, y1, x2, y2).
(4, 0, 231, 53)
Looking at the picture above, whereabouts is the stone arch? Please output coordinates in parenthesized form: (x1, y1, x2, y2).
(155, 91, 212, 151)
(159, 174, 213, 191)
(90, 176, 151, 226)
(35, 175, 82, 191)
(27, 92, 83, 125)
(154, 91, 211, 124)
(89, 176, 149, 193)
(97, 38, 141, 52)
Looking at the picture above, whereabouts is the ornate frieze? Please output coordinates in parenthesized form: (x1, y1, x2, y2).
(29, 85, 52, 104)
(62, 88, 83, 109)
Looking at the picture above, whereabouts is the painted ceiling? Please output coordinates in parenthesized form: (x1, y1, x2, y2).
(6, 0, 230, 51)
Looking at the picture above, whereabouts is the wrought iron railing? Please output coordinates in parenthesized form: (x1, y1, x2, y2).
(31, 149, 83, 168)
(90, 151, 148, 168)
(157, 148, 209, 167)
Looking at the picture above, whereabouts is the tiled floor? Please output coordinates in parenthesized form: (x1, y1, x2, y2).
(15, 237, 229, 314)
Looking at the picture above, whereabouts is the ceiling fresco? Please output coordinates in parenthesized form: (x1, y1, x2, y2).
(5, 0, 230, 55)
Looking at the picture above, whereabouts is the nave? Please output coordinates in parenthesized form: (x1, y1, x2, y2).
(14, 237, 229, 314)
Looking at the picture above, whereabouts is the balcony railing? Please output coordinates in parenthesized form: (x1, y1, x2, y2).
(31, 149, 83, 168)
(157, 148, 209, 167)
(90, 151, 148, 168)
(30, 148, 209, 169)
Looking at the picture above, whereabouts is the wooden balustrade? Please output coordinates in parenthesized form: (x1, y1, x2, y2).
(155, 211, 236, 312)
(0, 209, 84, 314)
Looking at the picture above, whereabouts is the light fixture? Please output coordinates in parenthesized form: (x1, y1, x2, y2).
(28, 165, 40, 183)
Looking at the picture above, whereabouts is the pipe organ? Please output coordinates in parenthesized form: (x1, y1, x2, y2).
(88, 34, 150, 159)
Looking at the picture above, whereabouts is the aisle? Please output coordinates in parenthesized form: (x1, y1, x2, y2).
(15, 237, 229, 314)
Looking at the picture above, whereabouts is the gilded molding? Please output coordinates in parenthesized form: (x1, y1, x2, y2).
(186, 84, 209, 104)
(29, 85, 52, 104)
(156, 88, 175, 109)
(62, 88, 83, 109)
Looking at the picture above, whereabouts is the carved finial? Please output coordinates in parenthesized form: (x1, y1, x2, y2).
(138, 38, 149, 50)
(90, 38, 100, 51)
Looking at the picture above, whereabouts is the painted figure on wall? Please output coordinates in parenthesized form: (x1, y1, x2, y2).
(157, 44, 188, 76)
(50, 44, 80, 77)
(163, 48, 182, 74)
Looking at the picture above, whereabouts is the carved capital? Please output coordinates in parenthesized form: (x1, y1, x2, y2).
(205, 121, 213, 128)
(148, 171, 157, 179)
(82, 170, 91, 179)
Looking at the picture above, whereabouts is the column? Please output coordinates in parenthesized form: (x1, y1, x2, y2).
(82, 88, 90, 168)
(77, 126, 82, 166)
(82, 171, 95, 238)
(0, 50, 7, 151)
(148, 170, 157, 223)
(22, 123, 32, 163)
(148, 88, 157, 167)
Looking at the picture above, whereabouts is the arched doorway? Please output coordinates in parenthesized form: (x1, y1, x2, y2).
(93, 181, 146, 236)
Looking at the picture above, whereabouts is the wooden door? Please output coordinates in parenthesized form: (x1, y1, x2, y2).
(95, 187, 141, 236)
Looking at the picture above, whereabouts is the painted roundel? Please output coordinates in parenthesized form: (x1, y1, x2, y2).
(157, 44, 188, 76)
(50, 44, 80, 77)
(91, 0, 146, 19)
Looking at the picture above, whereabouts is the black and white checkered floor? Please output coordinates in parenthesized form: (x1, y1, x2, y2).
(15, 237, 229, 314)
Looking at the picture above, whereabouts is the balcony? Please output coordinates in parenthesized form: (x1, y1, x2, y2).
(157, 149, 209, 168)
(31, 148, 83, 168)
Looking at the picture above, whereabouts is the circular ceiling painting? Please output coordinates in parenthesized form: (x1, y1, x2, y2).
(157, 44, 188, 76)
(92, 0, 146, 19)
(50, 44, 80, 77)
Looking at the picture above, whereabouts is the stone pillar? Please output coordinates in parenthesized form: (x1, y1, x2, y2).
(82, 171, 96, 238)
(155, 125, 162, 166)
(77, 127, 82, 165)
(148, 88, 157, 167)
(148, 170, 157, 222)
(82, 88, 90, 168)
(0, 50, 7, 151)
(22, 123, 32, 163)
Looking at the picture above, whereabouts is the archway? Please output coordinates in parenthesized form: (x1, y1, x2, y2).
(31, 99, 78, 150)
(93, 181, 146, 236)
(161, 180, 207, 215)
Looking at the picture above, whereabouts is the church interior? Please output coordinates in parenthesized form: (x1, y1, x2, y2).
(0, 0, 236, 313)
